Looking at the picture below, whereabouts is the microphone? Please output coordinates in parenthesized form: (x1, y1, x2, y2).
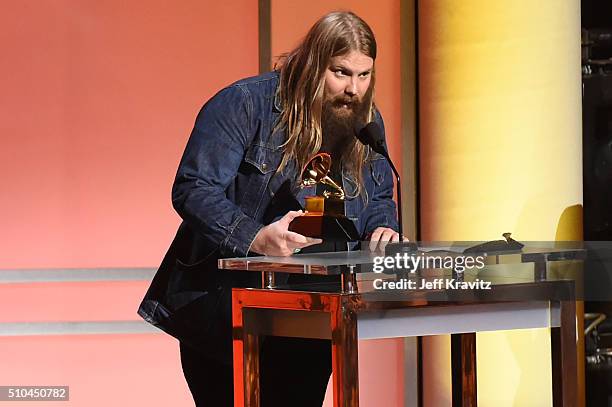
(355, 122, 404, 242)
(355, 122, 388, 157)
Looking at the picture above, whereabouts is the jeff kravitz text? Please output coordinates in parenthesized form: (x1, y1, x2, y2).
(373, 278, 492, 290)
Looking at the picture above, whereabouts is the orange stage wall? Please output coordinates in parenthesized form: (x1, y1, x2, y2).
(1, 2, 257, 407)
(0, 0, 258, 269)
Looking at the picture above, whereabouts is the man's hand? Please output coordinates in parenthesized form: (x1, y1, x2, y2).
(368, 227, 405, 252)
(250, 210, 323, 256)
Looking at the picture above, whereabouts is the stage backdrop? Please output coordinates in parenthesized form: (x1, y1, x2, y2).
(1, 1, 257, 406)
(0, 0, 257, 269)
(419, 0, 583, 405)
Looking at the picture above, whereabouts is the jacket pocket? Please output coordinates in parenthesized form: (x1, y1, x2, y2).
(239, 144, 282, 218)
(165, 259, 223, 330)
(243, 143, 281, 175)
(369, 157, 386, 186)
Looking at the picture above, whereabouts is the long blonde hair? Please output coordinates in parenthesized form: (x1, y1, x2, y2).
(276, 11, 377, 197)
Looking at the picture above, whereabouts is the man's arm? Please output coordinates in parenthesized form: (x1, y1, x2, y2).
(171, 84, 320, 258)
(171, 85, 263, 258)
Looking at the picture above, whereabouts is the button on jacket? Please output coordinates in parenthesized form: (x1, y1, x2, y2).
(138, 71, 399, 362)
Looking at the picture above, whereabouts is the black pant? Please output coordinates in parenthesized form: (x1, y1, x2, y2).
(180, 336, 331, 407)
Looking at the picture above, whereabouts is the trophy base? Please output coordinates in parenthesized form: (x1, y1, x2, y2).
(289, 214, 360, 241)
(304, 196, 344, 216)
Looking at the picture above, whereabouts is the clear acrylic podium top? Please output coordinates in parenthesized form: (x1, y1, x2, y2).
(218, 244, 587, 275)
(218, 243, 586, 297)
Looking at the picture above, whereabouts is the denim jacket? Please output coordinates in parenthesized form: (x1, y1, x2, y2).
(138, 71, 398, 359)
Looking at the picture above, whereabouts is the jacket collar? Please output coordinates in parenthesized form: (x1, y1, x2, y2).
(272, 70, 282, 113)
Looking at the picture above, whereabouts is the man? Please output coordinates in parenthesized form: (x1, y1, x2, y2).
(139, 11, 400, 406)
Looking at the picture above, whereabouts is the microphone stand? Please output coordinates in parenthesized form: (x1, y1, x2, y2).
(356, 122, 415, 255)
(380, 151, 403, 241)
(379, 150, 417, 257)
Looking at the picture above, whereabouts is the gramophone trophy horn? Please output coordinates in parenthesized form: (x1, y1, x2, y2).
(301, 153, 344, 200)
(288, 153, 359, 241)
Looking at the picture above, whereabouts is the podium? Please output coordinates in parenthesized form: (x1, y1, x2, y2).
(219, 246, 584, 407)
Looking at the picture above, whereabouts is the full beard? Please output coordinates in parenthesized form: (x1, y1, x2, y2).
(320, 93, 370, 164)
